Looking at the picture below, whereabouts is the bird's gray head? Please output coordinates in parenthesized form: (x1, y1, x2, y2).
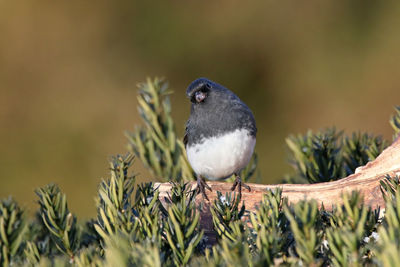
(185, 77, 257, 139)
(186, 78, 228, 105)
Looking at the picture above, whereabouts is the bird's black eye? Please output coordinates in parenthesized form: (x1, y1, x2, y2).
(194, 91, 206, 103)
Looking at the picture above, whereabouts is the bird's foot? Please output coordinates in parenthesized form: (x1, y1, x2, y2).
(196, 176, 212, 201)
(231, 174, 251, 199)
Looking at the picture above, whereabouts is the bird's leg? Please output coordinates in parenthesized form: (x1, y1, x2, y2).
(231, 173, 251, 198)
(196, 175, 212, 201)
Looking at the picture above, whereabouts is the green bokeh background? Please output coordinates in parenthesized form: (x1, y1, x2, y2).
(1, 1, 400, 218)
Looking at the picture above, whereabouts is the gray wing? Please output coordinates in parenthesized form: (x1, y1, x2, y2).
(183, 126, 188, 148)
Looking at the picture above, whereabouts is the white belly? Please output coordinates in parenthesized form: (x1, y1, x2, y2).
(186, 128, 256, 180)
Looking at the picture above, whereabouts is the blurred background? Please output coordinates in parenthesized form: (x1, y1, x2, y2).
(1, 1, 400, 218)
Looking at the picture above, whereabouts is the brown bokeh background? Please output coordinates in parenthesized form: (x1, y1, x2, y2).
(1, 1, 400, 218)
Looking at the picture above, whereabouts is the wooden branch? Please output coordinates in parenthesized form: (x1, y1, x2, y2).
(155, 135, 400, 239)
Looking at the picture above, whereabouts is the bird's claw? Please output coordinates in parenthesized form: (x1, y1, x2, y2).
(231, 174, 251, 199)
(196, 176, 212, 201)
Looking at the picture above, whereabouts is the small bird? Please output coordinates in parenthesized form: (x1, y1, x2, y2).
(184, 78, 257, 200)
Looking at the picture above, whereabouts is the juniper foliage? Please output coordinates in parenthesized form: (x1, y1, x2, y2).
(95, 154, 138, 240)
(390, 106, 400, 139)
(249, 189, 290, 265)
(211, 191, 245, 241)
(286, 128, 387, 184)
(164, 182, 203, 266)
(0, 198, 27, 266)
(126, 78, 193, 182)
(35, 184, 80, 259)
(376, 186, 400, 266)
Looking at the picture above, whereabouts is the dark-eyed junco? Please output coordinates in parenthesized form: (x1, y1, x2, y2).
(184, 78, 257, 200)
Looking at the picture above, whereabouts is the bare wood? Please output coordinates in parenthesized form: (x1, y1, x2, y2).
(155, 136, 400, 235)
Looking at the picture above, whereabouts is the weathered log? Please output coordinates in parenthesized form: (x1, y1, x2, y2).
(155, 135, 400, 237)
